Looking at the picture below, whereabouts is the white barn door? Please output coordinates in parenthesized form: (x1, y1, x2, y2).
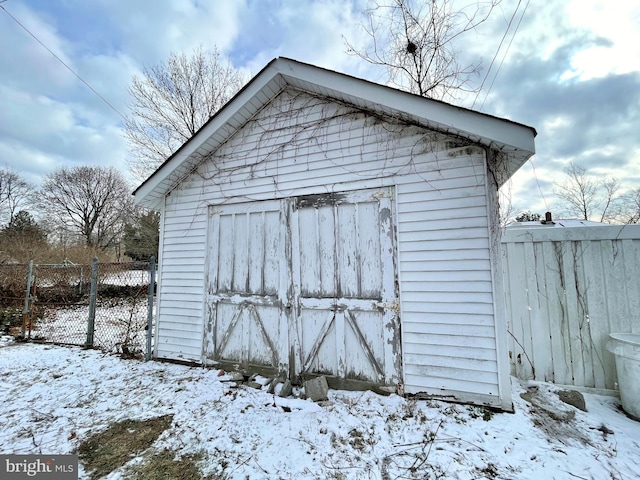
(291, 188, 401, 385)
(204, 200, 291, 376)
(205, 188, 401, 386)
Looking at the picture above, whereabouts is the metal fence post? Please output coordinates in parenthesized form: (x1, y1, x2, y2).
(85, 257, 99, 349)
(21, 260, 33, 338)
(145, 256, 156, 361)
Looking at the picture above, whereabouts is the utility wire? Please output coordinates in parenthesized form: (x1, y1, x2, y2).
(529, 156, 549, 211)
(471, 0, 522, 109)
(478, 0, 531, 111)
(0, 3, 128, 122)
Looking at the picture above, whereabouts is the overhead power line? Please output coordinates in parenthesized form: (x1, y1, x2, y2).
(529, 156, 549, 212)
(478, 0, 531, 111)
(0, 3, 127, 122)
(472, 0, 531, 111)
(472, 0, 523, 109)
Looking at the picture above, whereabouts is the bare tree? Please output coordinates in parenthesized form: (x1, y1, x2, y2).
(553, 162, 621, 223)
(125, 45, 246, 181)
(40, 166, 133, 249)
(619, 187, 640, 224)
(0, 167, 35, 226)
(345, 0, 501, 101)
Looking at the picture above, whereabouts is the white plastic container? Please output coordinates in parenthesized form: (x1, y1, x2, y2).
(607, 333, 640, 420)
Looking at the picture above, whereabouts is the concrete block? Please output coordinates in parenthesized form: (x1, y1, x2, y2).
(267, 378, 278, 394)
(220, 371, 244, 382)
(304, 376, 329, 402)
(278, 379, 293, 398)
(558, 389, 587, 412)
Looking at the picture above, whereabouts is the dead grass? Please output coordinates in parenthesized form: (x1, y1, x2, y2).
(78, 415, 173, 479)
(129, 448, 221, 480)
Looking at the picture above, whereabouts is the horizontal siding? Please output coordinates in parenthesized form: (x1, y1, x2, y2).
(403, 311, 495, 325)
(400, 238, 491, 252)
(155, 88, 501, 406)
(397, 188, 487, 205)
(401, 278, 492, 292)
(158, 200, 207, 342)
(404, 351, 497, 371)
(399, 258, 491, 272)
(399, 249, 491, 261)
(402, 291, 493, 304)
(157, 306, 204, 318)
(400, 205, 488, 222)
(400, 215, 489, 232)
(404, 372, 499, 397)
(405, 363, 498, 386)
(401, 301, 495, 315)
(396, 154, 498, 399)
(157, 325, 203, 341)
(403, 317, 494, 340)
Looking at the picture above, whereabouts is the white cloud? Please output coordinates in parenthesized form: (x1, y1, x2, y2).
(0, 3, 78, 93)
(565, 0, 640, 79)
(93, 0, 247, 64)
(0, 0, 639, 216)
(232, 0, 372, 77)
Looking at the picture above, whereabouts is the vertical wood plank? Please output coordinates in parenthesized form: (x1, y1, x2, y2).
(620, 240, 638, 333)
(561, 240, 584, 387)
(544, 241, 572, 385)
(232, 213, 250, 292)
(520, 240, 536, 379)
(286, 199, 299, 380)
(359, 201, 383, 298)
(248, 211, 264, 295)
(531, 241, 553, 382)
(203, 209, 221, 360)
(298, 207, 320, 296)
(581, 239, 608, 389)
(318, 205, 336, 297)
(336, 203, 359, 298)
(263, 210, 281, 295)
(505, 241, 529, 379)
(335, 310, 346, 377)
(378, 192, 401, 384)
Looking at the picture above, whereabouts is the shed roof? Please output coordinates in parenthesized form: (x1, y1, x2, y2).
(508, 219, 606, 229)
(133, 57, 537, 209)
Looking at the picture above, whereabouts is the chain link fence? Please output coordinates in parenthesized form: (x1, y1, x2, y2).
(0, 259, 155, 359)
(0, 264, 28, 335)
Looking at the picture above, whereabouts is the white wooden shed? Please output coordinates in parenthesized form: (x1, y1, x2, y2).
(133, 57, 536, 410)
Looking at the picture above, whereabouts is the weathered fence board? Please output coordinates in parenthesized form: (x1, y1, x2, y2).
(502, 224, 640, 392)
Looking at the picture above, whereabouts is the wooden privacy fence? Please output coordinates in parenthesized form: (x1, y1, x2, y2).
(502, 223, 640, 392)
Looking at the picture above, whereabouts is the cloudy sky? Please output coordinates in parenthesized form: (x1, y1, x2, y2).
(0, 0, 638, 216)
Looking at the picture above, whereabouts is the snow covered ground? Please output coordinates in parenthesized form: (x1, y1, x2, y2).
(24, 266, 152, 354)
(35, 301, 149, 353)
(0, 338, 638, 479)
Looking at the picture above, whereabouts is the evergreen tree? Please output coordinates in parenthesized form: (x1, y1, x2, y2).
(515, 211, 542, 222)
(0, 210, 47, 242)
(124, 210, 160, 261)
